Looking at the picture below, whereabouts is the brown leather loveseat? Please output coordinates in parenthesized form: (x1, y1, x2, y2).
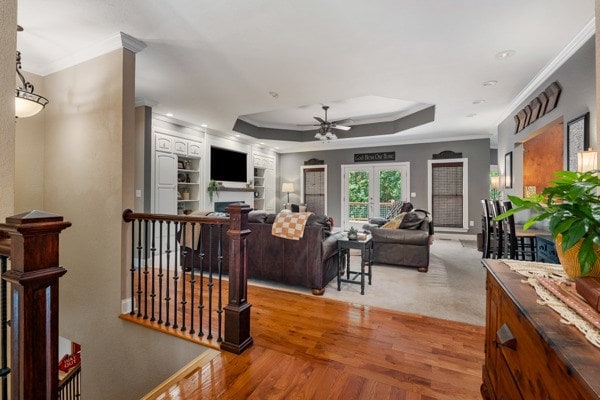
(180, 211, 342, 295)
(364, 205, 434, 272)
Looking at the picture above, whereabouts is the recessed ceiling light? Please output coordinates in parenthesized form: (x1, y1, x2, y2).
(483, 80, 498, 87)
(200, 123, 208, 128)
(235, 134, 240, 137)
(268, 91, 279, 99)
(473, 99, 486, 105)
(166, 112, 173, 117)
(495, 50, 516, 60)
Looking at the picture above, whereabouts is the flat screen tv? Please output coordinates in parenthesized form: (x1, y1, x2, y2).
(210, 146, 247, 183)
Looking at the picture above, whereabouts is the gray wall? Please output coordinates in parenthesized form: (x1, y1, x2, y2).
(280, 138, 490, 235)
(497, 37, 596, 198)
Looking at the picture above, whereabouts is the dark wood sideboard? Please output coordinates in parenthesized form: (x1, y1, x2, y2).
(481, 259, 600, 400)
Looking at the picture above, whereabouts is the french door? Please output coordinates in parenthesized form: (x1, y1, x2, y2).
(341, 162, 410, 230)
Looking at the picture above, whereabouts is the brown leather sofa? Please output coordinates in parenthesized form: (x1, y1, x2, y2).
(364, 209, 433, 272)
(180, 212, 342, 295)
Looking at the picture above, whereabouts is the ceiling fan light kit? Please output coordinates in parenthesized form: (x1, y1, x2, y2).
(312, 105, 350, 141)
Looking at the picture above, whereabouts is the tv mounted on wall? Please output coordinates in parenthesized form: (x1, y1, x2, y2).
(210, 146, 247, 183)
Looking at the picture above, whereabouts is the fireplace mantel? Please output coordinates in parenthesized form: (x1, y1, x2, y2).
(219, 186, 254, 193)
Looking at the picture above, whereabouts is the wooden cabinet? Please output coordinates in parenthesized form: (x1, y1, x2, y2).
(482, 259, 600, 400)
(152, 129, 203, 215)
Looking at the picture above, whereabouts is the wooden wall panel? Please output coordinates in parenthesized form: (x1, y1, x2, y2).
(523, 122, 563, 193)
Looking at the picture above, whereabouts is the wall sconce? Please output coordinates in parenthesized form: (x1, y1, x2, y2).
(489, 175, 501, 200)
(15, 26, 49, 118)
(577, 148, 598, 172)
(282, 182, 294, 203)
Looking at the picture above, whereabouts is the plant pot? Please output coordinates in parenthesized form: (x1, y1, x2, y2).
(555, 235, 600, 279)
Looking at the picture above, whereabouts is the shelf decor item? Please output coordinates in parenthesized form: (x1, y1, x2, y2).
(496, 170, 600, 278)
(347, 226, 358, 241)
(207, 180, 220, 202)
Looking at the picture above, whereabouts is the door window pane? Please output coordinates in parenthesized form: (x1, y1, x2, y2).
(378, 169, 402, 218)
(348, 171, 369, 221)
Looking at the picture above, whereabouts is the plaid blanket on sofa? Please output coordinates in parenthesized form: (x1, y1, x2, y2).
(271, 211, 313, 240)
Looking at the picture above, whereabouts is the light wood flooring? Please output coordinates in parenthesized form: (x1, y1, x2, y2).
(131, 277, 485, 399)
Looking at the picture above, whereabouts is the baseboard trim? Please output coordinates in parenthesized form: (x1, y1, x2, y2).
(434, 233, 477, 241)
(121, 297, 136, 315)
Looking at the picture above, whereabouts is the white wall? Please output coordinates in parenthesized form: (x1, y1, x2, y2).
(13, 48, 205, 399)
(497, 37, 596, 199)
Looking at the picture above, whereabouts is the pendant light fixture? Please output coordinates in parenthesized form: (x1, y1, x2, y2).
(15, 25, 49, 118)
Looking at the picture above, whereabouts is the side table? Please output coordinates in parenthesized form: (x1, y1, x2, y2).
(337, 233, 373, 295)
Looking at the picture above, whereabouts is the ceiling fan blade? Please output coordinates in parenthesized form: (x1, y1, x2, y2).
(332, 125, 351, 131)
(313, 116, 325, 124)
(333, 118, 354, 126)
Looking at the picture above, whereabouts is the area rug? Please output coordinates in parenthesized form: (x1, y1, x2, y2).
(249, 238, 486, 326)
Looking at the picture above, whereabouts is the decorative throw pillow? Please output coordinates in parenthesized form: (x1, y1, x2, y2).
(386, 201, 413, 220)
(291, 204, 300, 212)
(382, 212, 406, 229)
(399, 211, 426, 230)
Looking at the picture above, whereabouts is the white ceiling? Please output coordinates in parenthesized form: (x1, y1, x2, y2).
(16, 0, 596, 153)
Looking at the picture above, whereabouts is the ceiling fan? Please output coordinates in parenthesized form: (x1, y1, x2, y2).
(312, 105, 352, 141)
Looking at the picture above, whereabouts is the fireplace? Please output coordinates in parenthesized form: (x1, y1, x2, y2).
(214, 201, 245, 213)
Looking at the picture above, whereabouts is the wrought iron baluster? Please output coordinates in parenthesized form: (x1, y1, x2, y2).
(143, 219, 149, 319)
(189, 223, 196, 334)
(180, 222, 187, 332)
(198, 228, 205, 337)
(165, 221, 171, 327)
(1, 255, 10, 400)
(172, 222, 179, 329)
(207, 224, 214, 340)
(150, 220, 156, 321)
(158, 221, 164, 324)
(130, 219, 135, 315)
(217, 224, 224, 342)
(136, 219, 143, 318)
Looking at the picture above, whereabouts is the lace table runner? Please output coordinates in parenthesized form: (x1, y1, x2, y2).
(502, 259, 600, 348)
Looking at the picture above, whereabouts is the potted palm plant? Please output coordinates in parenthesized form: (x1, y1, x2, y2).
(497, 170, 600, 278)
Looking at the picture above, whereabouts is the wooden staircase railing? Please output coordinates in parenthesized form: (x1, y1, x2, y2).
(121, 203, 253, 354)
(0, 210, 71, 400)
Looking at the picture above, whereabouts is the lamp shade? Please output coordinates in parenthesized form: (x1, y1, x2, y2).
(490, 175, 500, 189)
(577, 148, 598, 172)
(15, 91, 46, 118)
(282, 183, 294, 193)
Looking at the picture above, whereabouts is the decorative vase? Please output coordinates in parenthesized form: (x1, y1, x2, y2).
(555, 235, 600, 278)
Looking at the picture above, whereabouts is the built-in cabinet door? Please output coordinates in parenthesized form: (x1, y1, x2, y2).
(188, 142, 202, 157)
(155, 152, 177, 214)
(173, 139, 188, 156)
(264, 168, 276, 212)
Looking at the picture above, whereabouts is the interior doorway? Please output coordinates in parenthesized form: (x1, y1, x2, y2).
(341, 162, 410, 230)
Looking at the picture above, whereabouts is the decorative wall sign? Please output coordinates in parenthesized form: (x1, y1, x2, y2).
(354, 151, 395, 162)
(566, 112, 590, 171)
(432, 150, 463, 159)
(514, 81, 562, 133)
(304, 158, 325, 165)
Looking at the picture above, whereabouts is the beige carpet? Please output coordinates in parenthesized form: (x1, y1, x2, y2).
(249, 238, 486, 326)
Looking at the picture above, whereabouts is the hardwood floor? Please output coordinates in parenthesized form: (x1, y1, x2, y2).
(135, 278, 485, 399)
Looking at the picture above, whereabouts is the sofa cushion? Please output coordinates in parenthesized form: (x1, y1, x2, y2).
(248, 210, 268, 223)
(399, 210, 427, 230)
(371, 228, 429, 245)
(385, 201, 414, 219)
(382, 212, 406, 229)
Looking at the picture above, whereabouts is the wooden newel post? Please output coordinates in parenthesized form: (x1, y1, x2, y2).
(0, 211, 71, 400)
(221, 204, 253, 354)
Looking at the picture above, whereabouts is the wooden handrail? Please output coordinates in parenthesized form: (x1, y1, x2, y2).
(122, 209, 230, 225)
(0, 210, 71, 400)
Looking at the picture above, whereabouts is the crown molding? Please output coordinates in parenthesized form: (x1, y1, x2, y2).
(34, 32, 146, 76)
(496, 17, 595, 126)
